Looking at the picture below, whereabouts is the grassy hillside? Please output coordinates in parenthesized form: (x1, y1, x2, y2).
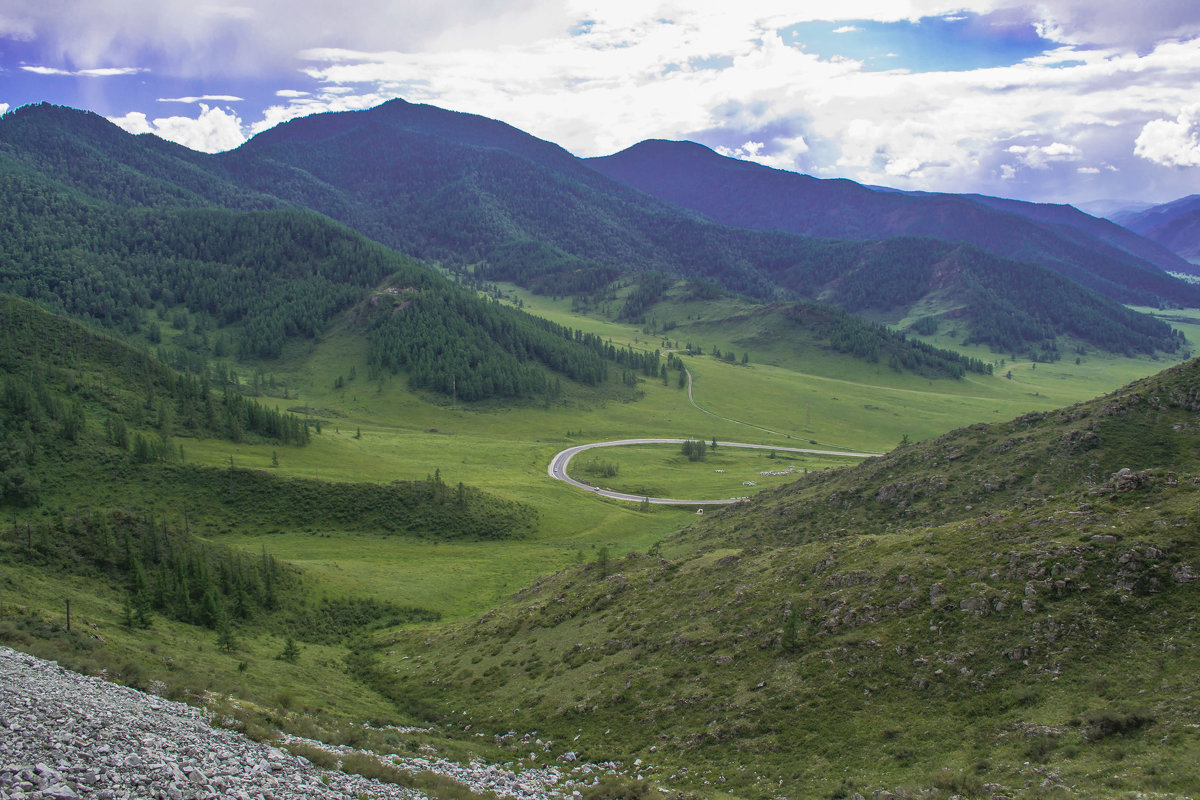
(375, 358, 1200, 797)
(3, 280, 1199, 798)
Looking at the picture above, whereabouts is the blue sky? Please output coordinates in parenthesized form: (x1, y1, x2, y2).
(781, 13, 1053, 74)
(3, 1, 1200, 205)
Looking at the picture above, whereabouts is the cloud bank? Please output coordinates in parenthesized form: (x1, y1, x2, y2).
(6, 0, 1195, 201)
(110, 104, 246, 153)
(1135, 105, 1200, 167)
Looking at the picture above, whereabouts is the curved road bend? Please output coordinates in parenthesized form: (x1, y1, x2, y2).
(548, 438, 879, 506)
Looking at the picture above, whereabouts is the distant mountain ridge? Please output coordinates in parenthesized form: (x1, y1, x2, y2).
(587, 139, 1200, 301)
(0, 100, 1192, 358)
(1116, 195, 1200, 265)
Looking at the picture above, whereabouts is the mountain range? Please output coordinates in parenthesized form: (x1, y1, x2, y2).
(1115, 195, 1200, 265)
(0, 100, 1196, 362)
(588, 139, 1200, 302)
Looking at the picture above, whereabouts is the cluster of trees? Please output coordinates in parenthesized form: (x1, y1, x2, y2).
(681, 439, 708, 462)
(910, 316, 939, 336)
(786, 303, 992, 379)
(0, 165, 407, 359)
(0, 295, 313, 510)
(618, 272, 673, 321)
(4, 502, 443, 647)
(959, 256, 1184, 357)
(365, 290, 609, 401)
(210, 465, 538, 541)
(475, 240, 619, 297)
(11, 507, 293, 630)
(365, 279, 679, 401)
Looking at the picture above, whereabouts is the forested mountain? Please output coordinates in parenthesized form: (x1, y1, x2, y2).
(1116, 195, 1200, 264)
(588, 139, 1200, 303)
(0, 144, 614, 402)
(0, 292, 313, 508)
(0, 103, 279, 211)
(0, 101, 1190, 360)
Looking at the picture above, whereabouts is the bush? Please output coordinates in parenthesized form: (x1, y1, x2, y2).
(930, 769, 984, 797)
(581, 776, 655, 800)
(284, 741, 339, 770)
(1082, 710, 1154, 741)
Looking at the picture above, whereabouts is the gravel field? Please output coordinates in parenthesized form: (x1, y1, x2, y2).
(0, 646, 598, 800)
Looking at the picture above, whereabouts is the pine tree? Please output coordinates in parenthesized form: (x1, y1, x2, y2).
(279, 636, 301, 664)
(781, 611, 798, 653)
(216, 620, 238, 653)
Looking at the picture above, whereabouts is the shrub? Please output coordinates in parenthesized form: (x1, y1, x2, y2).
(1082, 710, 1154, 741)
(581, 776, 655, 800)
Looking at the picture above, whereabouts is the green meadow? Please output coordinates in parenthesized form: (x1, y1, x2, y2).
(567, 443, 865, 500)
(157, 287, 1199, 623)
(6, 286, 1199, 798)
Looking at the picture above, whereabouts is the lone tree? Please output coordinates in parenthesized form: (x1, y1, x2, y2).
(596, 547, 611, 578)
(278, 636, 301, 664)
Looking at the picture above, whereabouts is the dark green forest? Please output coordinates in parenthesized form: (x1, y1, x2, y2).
(784, 302, 993, 377)
(0, 155, 646, 402)
(0, 295, 312, 507)
(0, 293, 539, 550)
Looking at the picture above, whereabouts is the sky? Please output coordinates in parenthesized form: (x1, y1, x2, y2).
(2, 1, 1200, 206)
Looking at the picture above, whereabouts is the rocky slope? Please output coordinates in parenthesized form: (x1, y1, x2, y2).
(0, 646, 588, 800)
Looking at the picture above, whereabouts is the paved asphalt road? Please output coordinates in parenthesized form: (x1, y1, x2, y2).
(547, 438, 879, 506)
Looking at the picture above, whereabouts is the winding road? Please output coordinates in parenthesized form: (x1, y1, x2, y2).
(548, 438, 879, 506)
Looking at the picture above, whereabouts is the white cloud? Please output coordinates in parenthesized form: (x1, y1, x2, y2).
(1006, 142, 1081, 169)
(108, 111, 154, 134)
(1076, 166, 1101, 174)
(21, 65, 144, 77)
(1134, 105, 1200, 167)
(0, 103, 9, 116)
(158, 95, 243, 103)
(717, 140, 764, 157)
(11, 1, 1200, 200)
(0, 1, 573, 78)
(109, 104, 246, 153)
(1024, 0, 1200, 50)
(832, 25, 860, 33)
(248, 91, 387, 136)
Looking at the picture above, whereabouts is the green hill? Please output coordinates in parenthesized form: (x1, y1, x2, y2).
(0, 150, 622, 402)
(374, 357, 1200, 797)
(0, 292, 538, 719)
(0, 293, 536, 538)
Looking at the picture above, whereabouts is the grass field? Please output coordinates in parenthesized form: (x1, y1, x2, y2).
(567, 443, 865, 500)
(7, 285, 1200, 798)
(161, 287, 1198, 623)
